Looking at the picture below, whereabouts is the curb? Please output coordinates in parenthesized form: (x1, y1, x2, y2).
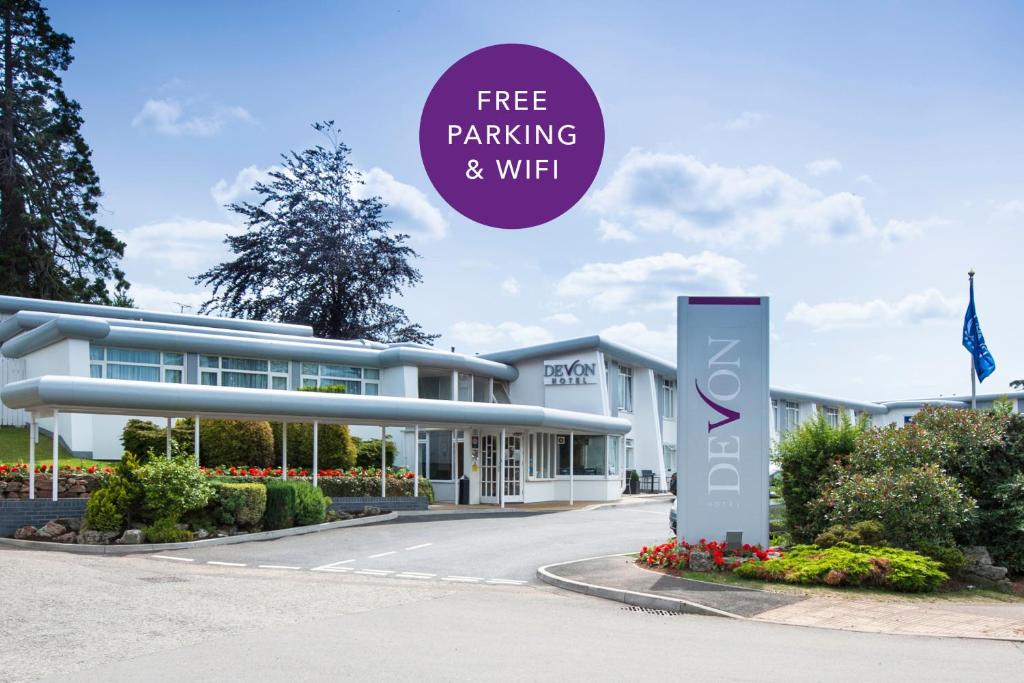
(0, 511, 398, 555)
(536, 553, 743, 619)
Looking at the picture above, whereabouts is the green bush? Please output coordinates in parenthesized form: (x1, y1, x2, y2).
(209, 482, 267, 528)
(733, 543, 948, 592)
(136, 455, 215, 522)
(83, 453, 143, 532)
(814, 464, 974, 547)
(353, 437, 397, 469)
(315, 473, 432, 500)
(190, 419, 275, 468)
(913, 543, 967, 578)
(270, 422, 356, 470)
(121, 419, 194, 463)
(144, 516, 194, 543)
(988, 472, 1024, 574)
(775, 413, 863, 542)
(263, 480, 327, 529)
(83, 487, 125, 532)
(814, 520, 888, 548)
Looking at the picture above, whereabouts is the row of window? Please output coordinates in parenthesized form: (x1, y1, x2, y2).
(605, 363, 677, 421)
(772, 400, 853, 434)
(300, 363, 380, 395)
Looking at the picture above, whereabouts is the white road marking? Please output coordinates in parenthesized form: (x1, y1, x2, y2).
(312, 566, 353, 573)
(311, 560, 354, 571)
(258, 564, 301, 570)
(207, 561, 246, 567)
(367, 551, 397, 559)
(355, 569, 394, 576)
(487, 579, 527, 585)
(152, 555, 194, 562)
(396, 574, 433, 580)
(442, 576, 482, 583)
(404, 543, 433, 551)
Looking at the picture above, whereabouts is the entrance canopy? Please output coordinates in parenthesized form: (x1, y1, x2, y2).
(2, 376, 631, 435)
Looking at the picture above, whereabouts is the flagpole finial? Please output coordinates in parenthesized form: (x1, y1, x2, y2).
(968, 269, 975, 280)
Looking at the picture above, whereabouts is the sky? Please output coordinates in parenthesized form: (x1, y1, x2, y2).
(44, 1, 1024, 402)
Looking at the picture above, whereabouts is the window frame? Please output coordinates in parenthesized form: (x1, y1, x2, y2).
(301, 363, 379, 395)
(618, 366, 634, 413)
(89, 345, 184, 385)
(662, 378, 676, 420)
(200, 355, 290, 390)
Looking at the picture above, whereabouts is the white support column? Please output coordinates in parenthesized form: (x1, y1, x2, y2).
(166, 417, 172, 459)
(413, 425, 419, 498)
(499, 427, 506, 509)
(450, 370, 458, 402)
(569, 431, 575, 506)
(451, 429, 458, 506)
(51, 410, 60, 502)
(312, 421, 319, 487)
(281, 421, 288, 480)
(194, 415, 200, 466)
(380, 425, 387, 497)
(28, 416, 36, 501)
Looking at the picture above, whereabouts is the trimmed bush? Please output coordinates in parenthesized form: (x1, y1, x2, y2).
(913, 543, 967, 578)
(733, 543, 948, 592)
(136, 455, 215, 522)
(270, 422, 356, 470)
(209, 482, 267, 528)
(83, 487, 125, 532)
(316, 473, 432, 500)
(775, 413, 863, 542)
(121, 419, 193, 463)
(144, 516, 193, 543)
(192, 419, 275, 468)
(353, 437, 396, 469)
(814, 520, 888, 548)
(264, 480, 327, 530)
(83, 454, 143, 532)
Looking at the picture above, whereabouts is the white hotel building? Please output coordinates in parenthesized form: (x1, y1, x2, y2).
(1, 295, 1021, 504)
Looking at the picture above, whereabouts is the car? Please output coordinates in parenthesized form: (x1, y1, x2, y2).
(668, 472, 677, 533)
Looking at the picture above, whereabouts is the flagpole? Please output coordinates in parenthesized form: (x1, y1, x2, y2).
(969, 269, 977, 410)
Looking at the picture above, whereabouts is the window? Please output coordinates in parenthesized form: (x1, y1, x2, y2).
(473, 376, 491, 403)
(608, 435, 621, 476)
(783, 401, 800, 433)
(624, 438, 635, 471)
(457, 373, 473, 401)
(88, 345, 183, 384)
(772, 399, 780, 434)
(558, 435, 606, 476)
(528, 433, 556, 479)
(200, 356, 290, 390)
(663, 444, 676, 476)
(418, 430, 453, 480)
(824, 406, 840, 428)
(618, 366, 634, 412)
(662, 379, 676, 419)
(301, 363, 379, 395)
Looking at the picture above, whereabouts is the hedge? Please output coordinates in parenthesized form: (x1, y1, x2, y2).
(264, 480, 326, 530)
(208, 482, 267, 528)
(270, 422, 356, 470)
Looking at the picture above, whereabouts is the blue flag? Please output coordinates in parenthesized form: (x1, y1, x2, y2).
(963, 279, 996, 382)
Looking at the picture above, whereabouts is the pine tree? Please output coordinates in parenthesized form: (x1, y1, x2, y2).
(194, 121, 437, 343)
(0, 0, 127, 303)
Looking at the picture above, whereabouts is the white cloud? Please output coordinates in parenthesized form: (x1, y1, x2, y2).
(556, 251, 749, 313)
(598, 219, 637, 242)
(121, 218, 241, 275)
(449, 321, 553, 352)
(588, 150, 921, 247)
(992, 200, 1024, 223)
(352, 167, 448, 240)
(132, 98, 253, 137)
(720, 111, 766, 131)
(544, 313, 580, 325)
(806, 158, 842, 176)
(501, 277, 520, 295)
(599, 322, 676, 362)
(211, 165, 280, 205)
(855, 174, 875, 185)
(786, 289, 962, 331)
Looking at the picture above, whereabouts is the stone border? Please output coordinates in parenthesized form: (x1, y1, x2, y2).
(0, 511, 397, 555)
(537, 553, 743, 619)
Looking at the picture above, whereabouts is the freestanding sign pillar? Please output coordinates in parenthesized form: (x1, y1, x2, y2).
(677, 296, 770, 548)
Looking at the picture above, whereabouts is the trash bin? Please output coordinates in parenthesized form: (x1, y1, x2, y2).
(458, 475, 470, 505)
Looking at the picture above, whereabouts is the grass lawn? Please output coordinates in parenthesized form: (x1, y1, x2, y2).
(0, 426, 100, 468)
(632, 556, 1024, 604)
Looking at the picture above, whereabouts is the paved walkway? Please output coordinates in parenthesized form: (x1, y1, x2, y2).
(540, 554, 1024, 641)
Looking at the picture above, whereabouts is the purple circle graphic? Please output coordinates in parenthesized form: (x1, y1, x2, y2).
(419, 44, 604, 230)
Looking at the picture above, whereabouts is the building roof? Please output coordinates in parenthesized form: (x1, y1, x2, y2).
(482, 335, 677, 377)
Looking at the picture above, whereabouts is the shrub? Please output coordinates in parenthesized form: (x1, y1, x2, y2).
(913, 543, 967, 578)
(121, 419, 194, 463)
(209, 482, 267, 528)
(814, 464, 974, 547)
(270, 422, 356, 470)
(733, 543, 947, 592)
(264, 480, 326, 529)
(83, 453, 143, 531)
(136, 455, 215, 522)
(775, 413, 863, 542)
(83, 487, 125, 532)
(193, 419, 275, 468)
(316, 471, 432, 500)
(814, 520, 888, 548)
(144, 516, 194, 543)
(638, 538, 780, 571)
(353, 437, 397, 469)
(988, 472, 1024, 574)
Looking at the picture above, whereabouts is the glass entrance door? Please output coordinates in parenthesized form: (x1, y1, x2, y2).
(480, 434, 498, 503)
(503, 434, 524, 502)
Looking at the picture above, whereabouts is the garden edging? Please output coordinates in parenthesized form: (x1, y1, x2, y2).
(537, 553, 744, 619)
(0, 510, 397, 555)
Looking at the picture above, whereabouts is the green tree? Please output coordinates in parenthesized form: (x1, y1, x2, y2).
(194, 121, 435, 343)
(0, 0, 128, 303)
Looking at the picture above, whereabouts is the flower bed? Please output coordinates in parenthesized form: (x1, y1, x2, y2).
(639, 538, 782, 571)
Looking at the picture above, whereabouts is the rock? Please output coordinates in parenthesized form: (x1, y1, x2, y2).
(195, 529, 210, 540)
(688, 550, 714, 572)
(36, 521, 67, 539)
(5, 481, 21, 493)
(55, 532, 78, 544)
(55, 518, 82, 532)
(964, 546, 993, 567)
(13, 525, 38, 540)
(963, 545, 1013, 592)
(362, 505, 382, 516)
(78, 529, 118, 545)
(116, 529, 144, 545)
(175, 523, 189, 531)
(336, 511, 353, 521)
